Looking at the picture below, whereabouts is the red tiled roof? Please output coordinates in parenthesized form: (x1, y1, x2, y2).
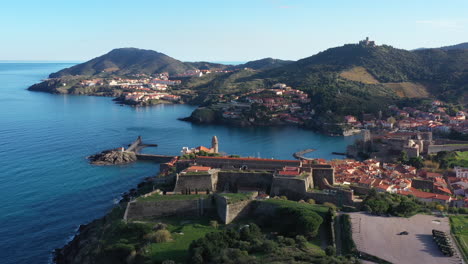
(196, 156, 300, 163)
(186, 166, 211, 172)
(278, 170, 300, 176)
(196, 146, 211, 152)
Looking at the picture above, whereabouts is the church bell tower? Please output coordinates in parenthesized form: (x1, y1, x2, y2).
(211, 136, 219, 153)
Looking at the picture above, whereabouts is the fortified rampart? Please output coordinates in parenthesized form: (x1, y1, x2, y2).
(214, 193, 257, 224)
(124, 197, 214, 221)
(312, 166, 335, 189)
(216, 171, 274, 193)
(136, 154, 175, 163)
(270, 176, 312, 200)
(195, 156, 301, 170)
(173, 170, 219, 193)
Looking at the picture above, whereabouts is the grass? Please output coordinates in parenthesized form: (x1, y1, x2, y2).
(382, 82, 429, 98)
(221, 192, 254, 204)
(144, 216, 219, 263)
(263, 199, 329, 216)
(450, 215, 468, 262)
(137, 193, 208, 202)
(339, 66, 380, 84)
(455, 151, 468, 159)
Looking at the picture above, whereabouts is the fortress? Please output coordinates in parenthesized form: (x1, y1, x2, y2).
(124, 136, 356, 223)
(169, 137, 355, 204)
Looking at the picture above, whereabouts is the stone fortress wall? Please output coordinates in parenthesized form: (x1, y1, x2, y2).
(124, 197, 215, 221)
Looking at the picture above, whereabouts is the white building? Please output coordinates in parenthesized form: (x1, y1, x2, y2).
(455, 166, 468, 178)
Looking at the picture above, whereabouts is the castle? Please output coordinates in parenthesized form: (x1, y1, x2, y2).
(359, 37, 376, 47)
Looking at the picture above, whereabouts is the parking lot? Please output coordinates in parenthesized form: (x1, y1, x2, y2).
(349, 212, 464, 264)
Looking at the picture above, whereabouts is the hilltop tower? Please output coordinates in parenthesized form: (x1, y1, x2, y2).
(211, 136, 219, 153)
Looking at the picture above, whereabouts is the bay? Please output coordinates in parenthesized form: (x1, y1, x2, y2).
(0, 63, 357, 264)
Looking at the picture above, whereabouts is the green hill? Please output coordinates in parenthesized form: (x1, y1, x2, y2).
(179, 43, 467, 122)
(228, 57, 293, 71)
(49, 48, 196, 77)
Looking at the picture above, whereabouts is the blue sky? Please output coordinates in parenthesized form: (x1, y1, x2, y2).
(2, 0, 467, 61)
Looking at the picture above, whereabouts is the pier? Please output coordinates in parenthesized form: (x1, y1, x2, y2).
(293, 149, 316, 160)
(126, 136, 175, 162)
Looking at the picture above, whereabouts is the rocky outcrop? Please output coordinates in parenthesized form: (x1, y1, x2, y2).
(88, 149, 137, 165)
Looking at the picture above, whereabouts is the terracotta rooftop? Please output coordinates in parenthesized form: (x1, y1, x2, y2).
(186, 166, 211, 172)
(196, 156, 300, 163)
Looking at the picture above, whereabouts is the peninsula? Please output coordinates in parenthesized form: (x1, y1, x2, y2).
(28, 38, 468, 136)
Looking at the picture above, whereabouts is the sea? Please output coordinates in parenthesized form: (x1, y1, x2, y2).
(0, 62, 358, 264)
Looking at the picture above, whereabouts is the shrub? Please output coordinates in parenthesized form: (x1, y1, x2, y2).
(153, 222, 167, 231)
(210, 220, 219, 229)
(295, 235, 307, 249)
(307, 199, 316, 204)
(145, 230, 172, 243)
(261, 240, 278, 252)
(323, 202, 337, 209)
(103, 243, 135, 263)
(325, 245, 336, 256)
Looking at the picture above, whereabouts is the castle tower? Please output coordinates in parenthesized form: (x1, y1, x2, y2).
(211, 136, 219, 153)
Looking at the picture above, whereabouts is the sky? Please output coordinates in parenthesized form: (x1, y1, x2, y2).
(1, 0, 468, 62)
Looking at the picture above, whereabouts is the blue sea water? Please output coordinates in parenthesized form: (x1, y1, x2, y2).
(0, 63, 357, 264)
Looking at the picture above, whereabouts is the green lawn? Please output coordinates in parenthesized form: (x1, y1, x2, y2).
(145, 217, 219, 263)
(137, 193, 208, 202)
(263, 199, 330, 216)
(450, 215, 468, 262)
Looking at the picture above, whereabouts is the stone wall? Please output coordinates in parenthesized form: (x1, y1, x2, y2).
(427, 144, 468, 154)
(312, 167, 335, 188)
(125, 199, 202, 220)
(270, 177, 309, 200)
(305, 188, 354, 207)
(125, 197, 216, 221)
(135, 154, 175, 163)
(214, 194, 256, 224)
(173, 171, 218, 193)
(350, 185, 371, 195)
(216, 171, 274, 193)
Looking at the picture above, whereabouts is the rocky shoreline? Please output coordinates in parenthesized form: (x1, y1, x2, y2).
(53, 177, 160, 264)
(87, 149, 137, 165)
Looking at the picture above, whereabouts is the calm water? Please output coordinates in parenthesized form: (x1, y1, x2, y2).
(0, 63, 357, 264)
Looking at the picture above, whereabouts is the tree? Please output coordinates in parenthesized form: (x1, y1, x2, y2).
(325, 246, 336, 256)
(435, 204, 445, 212)
(398, 151, 409, 164)
(323, 202, 337, 210)
(408, 156, 424, 169)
